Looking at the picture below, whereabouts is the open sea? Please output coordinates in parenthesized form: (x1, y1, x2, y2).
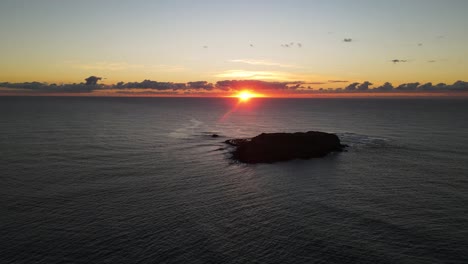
(1, 96, 468, 264)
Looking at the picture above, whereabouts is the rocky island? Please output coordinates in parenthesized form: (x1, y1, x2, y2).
(225, 131, 347, 163)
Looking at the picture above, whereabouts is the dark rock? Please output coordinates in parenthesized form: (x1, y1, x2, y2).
(226, 131, 347, 163)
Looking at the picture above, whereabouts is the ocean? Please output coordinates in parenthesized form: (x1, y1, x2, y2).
(1, 96, 467, 263)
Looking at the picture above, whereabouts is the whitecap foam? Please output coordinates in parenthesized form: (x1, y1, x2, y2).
(338, 132, 390, 147)
(168, 118, 204, 139)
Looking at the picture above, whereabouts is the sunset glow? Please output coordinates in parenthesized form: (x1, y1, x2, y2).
(237, 91, 255, 102)
(0, 1, 467, 97)
(233, 90, 266, 102)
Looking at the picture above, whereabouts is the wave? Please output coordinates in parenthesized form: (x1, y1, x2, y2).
(168, 118, 204, 139)
(337, 132, 391, 148)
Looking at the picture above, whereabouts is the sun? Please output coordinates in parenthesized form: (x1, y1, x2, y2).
(230, 90, 264, 102)
(237, 90, 256, 102)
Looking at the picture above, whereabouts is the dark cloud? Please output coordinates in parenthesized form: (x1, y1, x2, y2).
(187, 81, 214, 90)
(328, 80, 349, 83)
(304, 82, 327, 85)
(391, 59, 408, 64)
(450, 80, 468, 91)
(428, 60, 437, 63)
(116, 80, 223, 91)
(341, 81, 373, 91)
(419, 82, 467, 92)
(418, 43, 423, 47)
(344, 82, 360, 91)
(0, 81, 45, 90)
(2, 79, 468, 95)
(250, 44, 254, 47)
(396, 82, 420, 91)
(417, 82, 434, 91)
(117, 80, 187, 90)
(343, 38, 352, 42)
(85, 76, 102, 85)
(0, 82, 101, 93)
(215, 80, 301, 91)
(114, 80, 214, 92)
(357, 81, 373, 91)
(281, 42, 302, 48)
(434, 83, 448, 90)
(374, 82, 394, 91)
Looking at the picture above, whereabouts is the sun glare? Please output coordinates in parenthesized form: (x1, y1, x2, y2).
(236, 90, 261, 102)
(238, 91, 253, 101)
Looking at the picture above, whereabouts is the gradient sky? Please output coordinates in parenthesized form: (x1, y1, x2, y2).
(1, 0, 467, 88)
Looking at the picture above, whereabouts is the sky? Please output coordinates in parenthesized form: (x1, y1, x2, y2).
(0, 0, 467, 96)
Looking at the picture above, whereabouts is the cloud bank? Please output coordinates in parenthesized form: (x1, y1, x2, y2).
(1, 80, 468, 96)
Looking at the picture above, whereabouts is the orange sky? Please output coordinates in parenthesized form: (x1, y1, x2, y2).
(1, 1, 467, 97)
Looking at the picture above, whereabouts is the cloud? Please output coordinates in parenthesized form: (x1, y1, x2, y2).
(343, 38, 353, 42)
(2, 80, 468, 95)
(341, 81, 373, 92)
(115, 80, 187, 90)
(374, 82, 394, 91)
(391, 59, 408, 64)
(304, 82, 327, 85)
(229, 59, 298, 68)
(187, 81, 214, 90)
(328, 80, 349, 83)
(451, 80, 468, 91)
(85, 76, 102, 85)
(357, 81, 373, 91)
(396, 82, 420, 91)
(420, 81, 468, 91)
(215, 80, 302, 92)
(434, 83, 448, 90)
(345, 82, 360, 91)
(0, 81, 101, 93)
(281, 42, 302, 48)
(417, 82, 434, 91)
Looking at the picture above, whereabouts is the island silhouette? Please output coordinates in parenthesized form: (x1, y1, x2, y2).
(225, 131, 347, 163)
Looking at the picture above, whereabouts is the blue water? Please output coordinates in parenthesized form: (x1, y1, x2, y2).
(1, 96, 468, 263)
